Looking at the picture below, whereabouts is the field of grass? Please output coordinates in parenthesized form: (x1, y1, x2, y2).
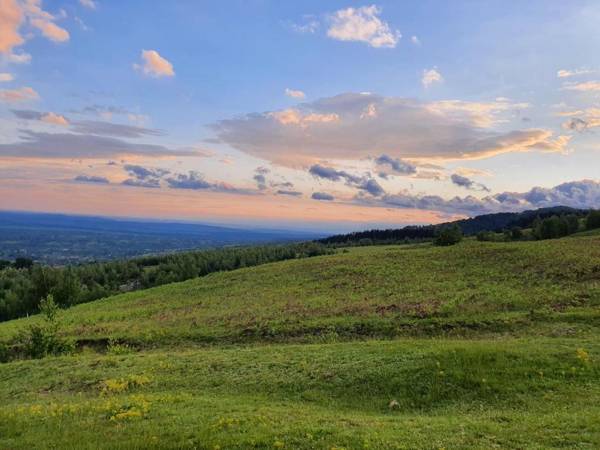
(2, 232, 600, 448)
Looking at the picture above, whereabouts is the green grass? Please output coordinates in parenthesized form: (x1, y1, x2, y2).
(2, 233, 600, 448)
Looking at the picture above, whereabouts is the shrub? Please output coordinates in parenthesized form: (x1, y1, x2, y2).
(19, 295, 74, 359)
(434, 225, 462, 246)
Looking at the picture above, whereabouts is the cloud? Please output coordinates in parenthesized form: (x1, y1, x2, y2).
(0, 0, 69, 59)
(0, 86, 38, 102)
(557, 68, 594, 78)
(30, 17, 69, 42)
(276, 189, 302, 197)
(122, 178, 160, 189)
(165, 171, 251, 194)
(41, 112, 69, 126)
(70, 120, 164, 138)
(211, 93, 568, 167)
(253, 173, 267, 190)
(124, 164, 169, 180)
(74, 175, 109, 184)
(365, 179, 600, 216)
(374, 154, 417, 176)
(285, 88, 306, 99)
(411, 35, 420, 45)
(290, 16, 319, 34)
(309, 163, 384, 197)
(312, 192, 335, 201)
(422, 68, 443, 88)
(562, 81, 600, 92)
(0, 0, 24, 55)
(561, 108, 600, 132)
(12, 109, 68, 125)
(327, 5, 400, 48)
(450, 173, 490, 192)
(79, 0, 96, 9)
(269, 108, 339, 127)
(24, 0, 69, 43)
(0, 73, 14, 82)
(6, 51, 30, 64)
(135, 50, 175, 78)
(0, 130, 192, 158)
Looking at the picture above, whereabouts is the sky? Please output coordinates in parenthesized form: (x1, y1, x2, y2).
(1, 0, 600, 232)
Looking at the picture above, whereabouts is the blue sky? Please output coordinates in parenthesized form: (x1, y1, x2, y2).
(1, 0, 599, 231)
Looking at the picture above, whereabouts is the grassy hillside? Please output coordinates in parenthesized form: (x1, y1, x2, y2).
(2, 232, 600, 448)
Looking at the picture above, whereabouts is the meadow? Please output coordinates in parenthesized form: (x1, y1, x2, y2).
(1, 231, 600, 448)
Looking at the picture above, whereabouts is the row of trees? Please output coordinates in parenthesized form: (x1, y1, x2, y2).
(477, 210, 600, 242)
(0, 242, 331, 322)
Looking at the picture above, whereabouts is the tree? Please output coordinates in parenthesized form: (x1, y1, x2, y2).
(511, 226, 523, 240)
(434, 225, 463, 246)
(14, 257, 34, 270)
(587, 210, 600, 230)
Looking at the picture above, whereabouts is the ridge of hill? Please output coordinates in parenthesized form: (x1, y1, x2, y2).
(318, 206, 585, 245)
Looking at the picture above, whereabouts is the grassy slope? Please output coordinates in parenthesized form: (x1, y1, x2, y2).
(2, 232, 600, 449)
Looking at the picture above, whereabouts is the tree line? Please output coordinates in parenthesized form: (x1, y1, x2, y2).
(0, 242, 331, 322)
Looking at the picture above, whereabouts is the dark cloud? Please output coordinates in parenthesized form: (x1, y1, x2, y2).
(11, 109, 44, 120)
(562, 117, 589, 132)
(73, 175, 109, 184)
(276, 190, 302, 197)
(312, 192, 335, 201)
(253, 174, 267, 190)
(124, 164, 170, 180)
(0, 130, 193, 158)
(309, 163, 384, 197)
(363, 179, 600, 216)
(309, 164, 362, 183)
(70, 120, 164, 138)
(165, 171, 254, 195)
(450, 173, 490, 192)
(166, 172, 212, 190)
(122, 178, 161, 189)
(374, 154, 417, 175)
(359, 178, 385, 196)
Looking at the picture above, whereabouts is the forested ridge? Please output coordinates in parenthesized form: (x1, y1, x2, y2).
(0, 242, 331, 322)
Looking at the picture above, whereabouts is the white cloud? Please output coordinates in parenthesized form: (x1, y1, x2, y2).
(327, 5, 400, 48)
(291, 16, 319, 34)
(134, 50, 175, 78)
(0, 73, 14, 82)
(211, 92, 569, 167)
(411, 35, 420, 45)
(557, 68, 594, 78)
(6, 51, 31, 64)
(0, 86, 38, 102)
(79, 0, 96, 10)
(285, 88, 306, 99)
(422, 68, 443, 88)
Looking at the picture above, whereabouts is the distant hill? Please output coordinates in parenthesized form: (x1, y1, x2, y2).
(0, 210, 323, 265)
(318, 206, 587, 245)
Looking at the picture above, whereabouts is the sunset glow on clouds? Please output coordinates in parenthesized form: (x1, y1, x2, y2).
(0, 1, 599, 231)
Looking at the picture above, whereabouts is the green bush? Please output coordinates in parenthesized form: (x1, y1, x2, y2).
(434, 225, 463, 246)
(19, 295, 74, 359)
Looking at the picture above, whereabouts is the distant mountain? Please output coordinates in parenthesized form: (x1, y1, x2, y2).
(318, 206, 587, 245)
(0, 211, 323, 265)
